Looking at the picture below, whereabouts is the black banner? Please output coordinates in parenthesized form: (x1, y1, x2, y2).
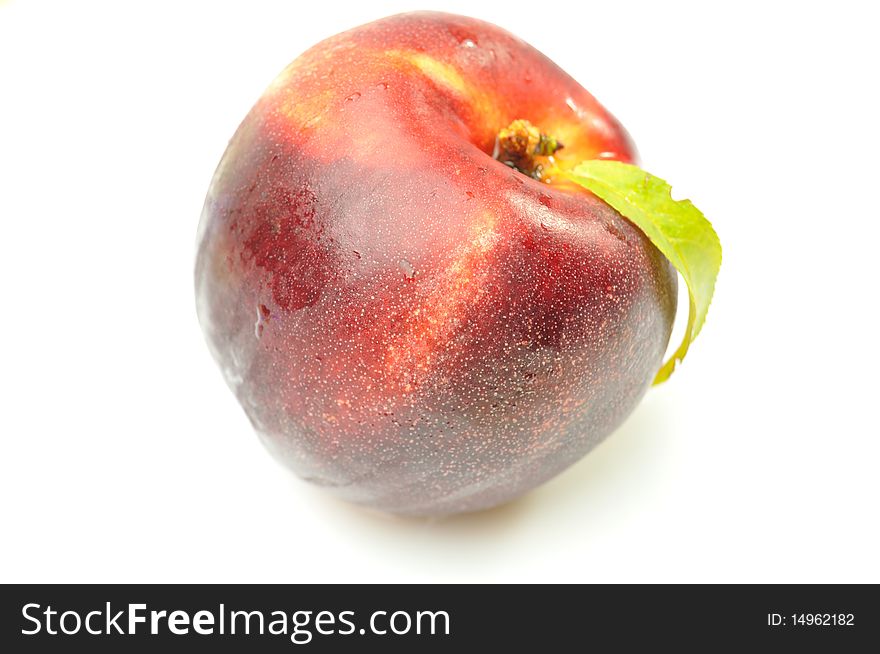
(1, 584, 876, 651)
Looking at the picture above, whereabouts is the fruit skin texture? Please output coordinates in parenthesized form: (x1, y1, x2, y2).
(195, 12, 677, 515)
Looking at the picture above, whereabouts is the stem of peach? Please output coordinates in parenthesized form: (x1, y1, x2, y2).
(493, 119, 563, 181)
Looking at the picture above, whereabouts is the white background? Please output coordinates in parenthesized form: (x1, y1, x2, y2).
(1, 0, 878, 583)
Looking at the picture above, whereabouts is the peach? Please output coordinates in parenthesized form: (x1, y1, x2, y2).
(195, 12, 676, 515)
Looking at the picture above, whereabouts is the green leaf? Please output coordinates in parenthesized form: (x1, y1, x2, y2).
(565, 160, 721, 384)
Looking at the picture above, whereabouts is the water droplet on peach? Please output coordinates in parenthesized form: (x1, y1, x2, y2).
(254, 303, 270, 339)
(398, 258, 416, 280)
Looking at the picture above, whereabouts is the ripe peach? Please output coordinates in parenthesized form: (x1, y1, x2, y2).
(195, 12, 676, 515)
